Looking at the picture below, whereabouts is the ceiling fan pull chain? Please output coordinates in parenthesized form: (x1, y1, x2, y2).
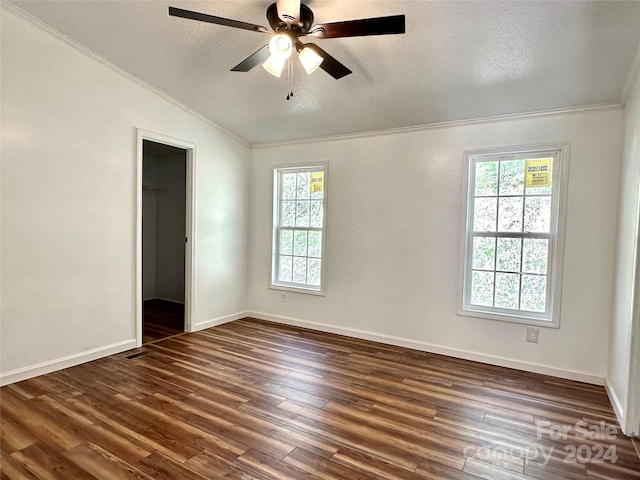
(286, 59, 290, 99)
(286, 58, 294, 100)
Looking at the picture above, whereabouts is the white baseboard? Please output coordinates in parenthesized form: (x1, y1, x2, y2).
(605, 378, 628, 435)
(191, 311, 248, 332)
(0, 339, 137, 387)
(0, 312, 605, 391)
(248, 311, 604, 386)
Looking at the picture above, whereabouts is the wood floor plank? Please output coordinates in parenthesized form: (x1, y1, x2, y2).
(10, 442, 100, 480)
(64, 393, 194, 463)
(523, 456, 588, 480)
(322, 400, 467, 469)
(0, 414, 39, 453)
(64, 442, 153, 480)
(633, 437, 640, 462)
(236, 448, 322, 480)
(236, 399, 342, 459)
(277, 398, 432, 471)
(1, 449, 43, 480)
(133, 451, 215, 480)
(5, 382, 47, 400)
(185, 448, 269, 480)
(464, 457, 536, 480)
(0, 389, 84, 451)
(415, 459, 488, 480)
(2, 317, 638, 480)
(283, 447, 373, 480)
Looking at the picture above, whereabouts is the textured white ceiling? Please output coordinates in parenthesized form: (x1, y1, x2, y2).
(9, 1, 640, 145)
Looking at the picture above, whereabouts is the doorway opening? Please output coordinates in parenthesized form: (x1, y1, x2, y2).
(138, 135, 193, 345)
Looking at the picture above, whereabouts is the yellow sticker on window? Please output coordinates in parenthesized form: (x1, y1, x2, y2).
(310, 172, 324, 193)
(525, 158, 552, 188)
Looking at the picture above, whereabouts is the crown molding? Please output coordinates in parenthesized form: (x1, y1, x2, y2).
(251, 103, 621, 149)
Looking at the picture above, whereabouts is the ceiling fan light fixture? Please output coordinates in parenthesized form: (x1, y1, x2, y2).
(262, 54, 287, 77)
(263, 33, 293, 77)
(268, 33, 293, 59)
(298, 46, 323, 75)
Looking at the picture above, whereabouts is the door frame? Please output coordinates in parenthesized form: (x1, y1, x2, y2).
(135, 129, 196, 347)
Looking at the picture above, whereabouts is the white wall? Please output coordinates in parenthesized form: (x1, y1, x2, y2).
(248, 107, 623, 384)
(0, 7, 249, 382)
(608, 65, 640, 434)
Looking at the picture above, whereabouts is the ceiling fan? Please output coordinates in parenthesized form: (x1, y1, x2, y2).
(168, 0, 406, 81)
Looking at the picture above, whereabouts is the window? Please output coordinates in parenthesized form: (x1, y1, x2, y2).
(271, 164, 327, 293)
(460, 144, 569, 327)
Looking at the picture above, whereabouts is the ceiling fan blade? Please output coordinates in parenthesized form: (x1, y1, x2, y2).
(308, 14, 405, 39)
(231, 45, 271, 72)
(304, 43, 352, 79)
(276, 0, 301, 23)
(169, 7, 269, 33)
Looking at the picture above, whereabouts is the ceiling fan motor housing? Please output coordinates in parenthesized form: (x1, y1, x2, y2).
(266, 2, 314, 35)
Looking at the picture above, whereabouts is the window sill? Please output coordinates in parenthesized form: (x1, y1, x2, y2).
(269, 284, 325, 297)
(457, 308, 559, 328)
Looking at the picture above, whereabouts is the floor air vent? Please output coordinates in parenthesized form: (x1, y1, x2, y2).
(124, 350, 152, 360)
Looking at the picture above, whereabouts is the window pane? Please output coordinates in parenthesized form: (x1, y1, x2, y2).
(293, 230, 308, 257)
(471, 271, 494, 306)
(295, 201, 310, 227)
(498, 197, 523, 232)
(523, 238, 548, 274)
(521, 274, 546, 312)
(274, 166, 326, 291)
(278, 255, 292, 282)
(496, 237, 521, 272)
(524, 196, 551, 233)
(308, 231, 322, 258)
(475, 161, 498, 196)
(279, 229, 293, 255)
(310, 200, 323, 228)
(464, 150, 562, 322)
(293, 257, 307, 284)
(495, 272, 519, 310)
(308, 259, 321, 286)
(281, 201, 295, 227)
(296, 173, 310, 200)
(526, 184, 552, 196)
(499, 160, 525, 195)
(472, 237, 495, 270)
(473, 197, 497, 232)
(282, 174, 296, 200)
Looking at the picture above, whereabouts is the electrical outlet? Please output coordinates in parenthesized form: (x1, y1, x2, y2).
(281, 293, 286, 303)
(526, 327, 539, 343)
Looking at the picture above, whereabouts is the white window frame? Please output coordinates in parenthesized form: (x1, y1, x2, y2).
(270, 162, 328, 295)
(458, 143, 570, 328)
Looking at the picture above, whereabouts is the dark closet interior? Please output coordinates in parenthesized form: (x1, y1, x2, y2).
(142, 140, 187, 344)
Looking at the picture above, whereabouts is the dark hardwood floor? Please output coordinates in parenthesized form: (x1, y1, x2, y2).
(1, 318, 639, 479)
(143, 299, 184, 344)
